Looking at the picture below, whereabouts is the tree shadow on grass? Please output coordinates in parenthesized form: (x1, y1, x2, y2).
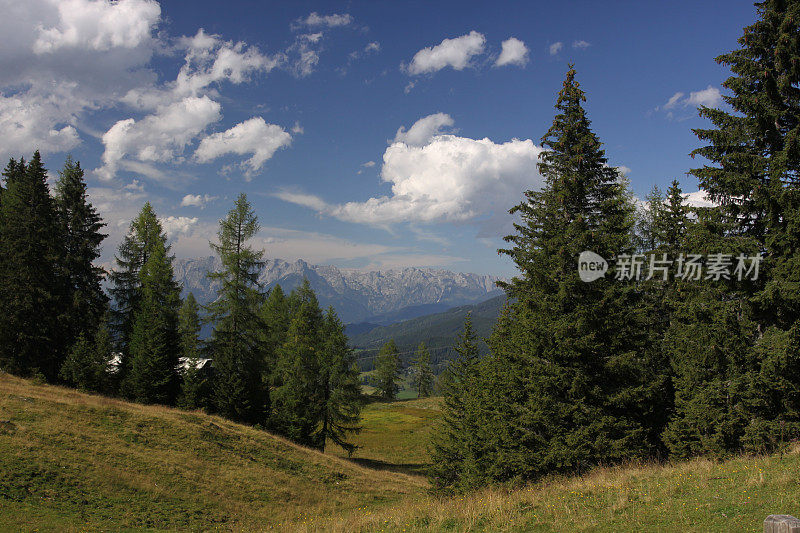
(348, 456, 428, 477)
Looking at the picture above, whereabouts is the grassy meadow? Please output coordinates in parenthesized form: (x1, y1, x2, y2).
(2, 371, 800, 532)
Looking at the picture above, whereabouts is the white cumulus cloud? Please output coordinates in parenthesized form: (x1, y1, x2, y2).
(572, 40, 591, 49)
(685, 86, 722, 108)
(405, 31, 486, 75)
(0, 0, 161, 161)
(97, 95, 221, 180)
(657, 85, 723, 120)
(393, 112, 454, 146)
(180, 193, 217, 208)
(33, 0, 160, 54)
(549, 42, 563, 55)
(195, 117, 292, 177)
(0, 91, 81, 156)
(98, 29, 284, 180)
(276, 115, 544, 228)
(495, 37, 529, 67)
(160, 215, 198, 237)
(123, 29, 282, 110)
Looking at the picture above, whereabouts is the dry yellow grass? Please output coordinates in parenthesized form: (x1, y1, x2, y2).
(2, 372, 799, 532)
(0, 372, 425, 531)
(295, 445, 800, 532)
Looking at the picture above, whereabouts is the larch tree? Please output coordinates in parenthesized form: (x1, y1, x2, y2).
(206, 193, 268, 425)
(635, 185, 666, 253)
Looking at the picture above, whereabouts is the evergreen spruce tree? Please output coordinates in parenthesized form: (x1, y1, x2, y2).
(373, 339, 401, 400)
(109, 202, 170, 380)
(684, 0, 800, 452)
(632, 179, 694, 455)
(260, 284, 292, 384)
(54, 156, 108, 348)
(410, 342, 435, 398)
(178, 293, 211, 410)
(1, 158, 24, 189)
(662, 204, 760, 457)
(316, 307, 362, 454)
(123, 239, 181, 404)
(60, 319, 113, 394)
(429, 314, 485, 489)
(270, 280, 324, 444)
(660, 180, 691, 257)
(206, 194, 268, 425)
(434, 66, 660, 489)
(0, 152, 65, 380)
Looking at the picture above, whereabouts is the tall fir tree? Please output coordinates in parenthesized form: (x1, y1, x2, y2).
(635, 179, 694, 455)
(410, 342, 435, 398)
(206, 193, 268, 425)
(54, 156, 108, 349)
(109, 202, 170, 379)
(122, 238, 181, 404)
(373, 339, 401, 400)
(502, 66, 657, 475)
(660, 180, 691, 257)
(316, 307, 362, 454)
(429, 314, 485, 490)
(1, 158, 24, 189)
(0, 152, 65, 380)
(270, 280, 324, 444)
(686, 0, 800, 452)
(430, 67, 661, 490)
(259, 284, 292, 385)
(661, 205, 753, 457)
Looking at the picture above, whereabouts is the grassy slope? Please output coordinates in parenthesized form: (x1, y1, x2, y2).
(3, 373, 800, 532)
(328, 397, 441, 476)
(317, 447, 800, 532)
(0, 373, 424, 532)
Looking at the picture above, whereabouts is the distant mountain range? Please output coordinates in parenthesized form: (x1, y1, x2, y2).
(173, 256, 504, 325)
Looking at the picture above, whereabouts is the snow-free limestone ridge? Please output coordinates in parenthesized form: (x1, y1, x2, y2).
(173, 256, 504, 324)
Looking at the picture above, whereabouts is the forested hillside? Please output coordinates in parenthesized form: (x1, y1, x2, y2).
(348, 296, 504, 369)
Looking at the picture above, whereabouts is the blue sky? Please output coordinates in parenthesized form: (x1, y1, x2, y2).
(0, 0, 756, 276)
